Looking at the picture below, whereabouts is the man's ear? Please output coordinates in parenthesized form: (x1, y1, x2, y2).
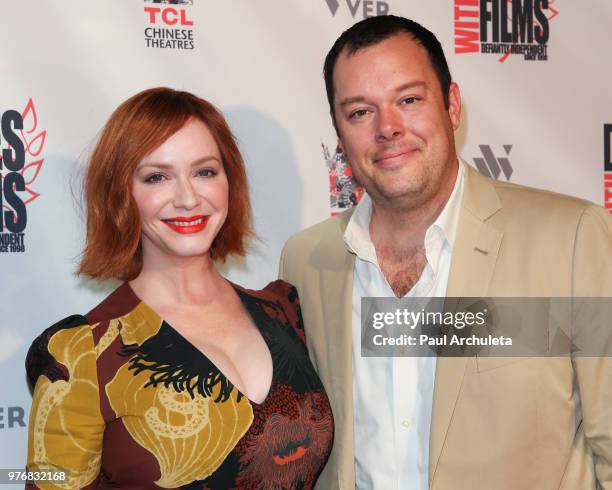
(447, 82, 462, 131)
(331, 109, 341, 140)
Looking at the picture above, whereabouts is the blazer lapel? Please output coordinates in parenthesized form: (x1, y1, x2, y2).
(429, 162, 504, 484)
(314, 211, 356, 488)
(320, 233, 355, 417)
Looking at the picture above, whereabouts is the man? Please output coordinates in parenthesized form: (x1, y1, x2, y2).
(279, 15, 612, 490)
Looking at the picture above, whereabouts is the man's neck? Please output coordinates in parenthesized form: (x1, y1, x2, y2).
(367, 161, 459, 297)
(369, 162, 459, 254)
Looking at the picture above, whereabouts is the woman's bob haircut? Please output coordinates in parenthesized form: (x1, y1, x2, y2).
(78, 87, 251, 281)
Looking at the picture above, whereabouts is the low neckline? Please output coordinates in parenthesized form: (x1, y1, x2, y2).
(123, 281, 274, 406)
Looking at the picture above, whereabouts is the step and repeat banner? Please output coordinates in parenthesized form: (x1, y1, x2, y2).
(1, 0, 611, 476)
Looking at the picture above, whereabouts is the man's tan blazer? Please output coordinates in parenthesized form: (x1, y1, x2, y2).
(279, 163, 612, 489)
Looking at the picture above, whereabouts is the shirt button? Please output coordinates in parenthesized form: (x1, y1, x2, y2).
(401, 420, 411, 429)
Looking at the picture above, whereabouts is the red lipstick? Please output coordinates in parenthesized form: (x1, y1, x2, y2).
(162, 215, 209, 234)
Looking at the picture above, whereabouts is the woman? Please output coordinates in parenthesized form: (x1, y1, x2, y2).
(25, 88, 333, 489)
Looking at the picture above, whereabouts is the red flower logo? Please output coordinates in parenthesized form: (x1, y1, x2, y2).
(1, 98, 46, 229)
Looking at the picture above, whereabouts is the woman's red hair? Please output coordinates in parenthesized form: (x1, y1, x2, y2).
(78, 87, 251, 281)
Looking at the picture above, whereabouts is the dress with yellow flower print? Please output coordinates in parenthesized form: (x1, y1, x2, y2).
(25, 280, 333, 490)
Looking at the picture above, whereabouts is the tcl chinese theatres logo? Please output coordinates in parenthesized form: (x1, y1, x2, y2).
(144, 0, 194, 50)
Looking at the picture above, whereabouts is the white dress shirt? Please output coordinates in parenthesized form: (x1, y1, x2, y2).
(344, 163, 464, 489)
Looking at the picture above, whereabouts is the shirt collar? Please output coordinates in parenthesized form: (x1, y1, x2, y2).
(343, 160, 465, 263)
(432, 159, 464, 246)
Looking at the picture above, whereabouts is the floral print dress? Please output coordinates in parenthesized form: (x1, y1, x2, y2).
(25, 280, 333, 489)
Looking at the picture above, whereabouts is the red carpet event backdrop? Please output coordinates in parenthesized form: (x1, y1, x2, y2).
(1, 0, 611, 477)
